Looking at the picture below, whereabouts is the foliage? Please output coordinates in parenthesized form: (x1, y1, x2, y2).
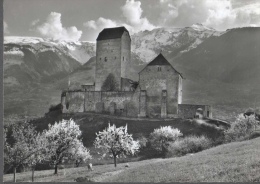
(149, 126, 183, 155)
(94, 123, 140, 167)
(49, 103, 62, 112)
(4, 121, 44, 182)
(101, 73, 118, 91)
(225, 114, 260, 142)
(166, 135, 213, 157)
(69, 139, 92, 167)
(43, 119, 91, 174)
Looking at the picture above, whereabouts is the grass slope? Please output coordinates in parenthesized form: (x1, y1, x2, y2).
(3, 137, 260, 182)
(105, 137, 260, 182)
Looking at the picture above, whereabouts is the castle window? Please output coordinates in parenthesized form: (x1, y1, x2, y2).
(104, 57, 107, 62)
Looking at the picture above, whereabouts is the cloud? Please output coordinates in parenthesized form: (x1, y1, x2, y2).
(36, 12, 82, 41)
(4, 21, 9, 34)
(31, 19, 40, 26)
(84, 17, 118, 30)
(83, 0, 155, 41)
(121, 0, 155, 32)
(156, 0, 260, 30)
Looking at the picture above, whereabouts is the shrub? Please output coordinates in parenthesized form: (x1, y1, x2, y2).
(150, 126, 183, 156)
(166, 135, 213, 158)
(224, 114, 259, 142)
(49, 104, 62, 112)
(248, 131, 260, 140)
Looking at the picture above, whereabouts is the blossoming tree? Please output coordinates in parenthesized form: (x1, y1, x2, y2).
(150, 126, 183, 154)
(43, 119, 91, 174)
(4, 121, 43, 182)
(94, 123, 140, 167)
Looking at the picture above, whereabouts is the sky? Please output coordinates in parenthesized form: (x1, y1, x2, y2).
(4, 0, 260, 41)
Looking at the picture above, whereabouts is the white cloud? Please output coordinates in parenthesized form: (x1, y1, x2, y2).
(31, 19, 40, 26)
(36, 12, 82, 41)
(4, 21, 9, 34)
(156, 0, 260, 30)
(83, 17, 118, 30)
(83, 0, 155, 41)
(121, 0, 155, 32)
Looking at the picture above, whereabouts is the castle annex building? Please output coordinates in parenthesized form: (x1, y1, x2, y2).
(61, 26, 212, 119)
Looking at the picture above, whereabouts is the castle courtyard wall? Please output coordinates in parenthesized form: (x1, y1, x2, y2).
(178, 104, 212, 119)
(62, 90, 139, 117)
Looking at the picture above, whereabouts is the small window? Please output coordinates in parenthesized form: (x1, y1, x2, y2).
(123, 57, 124, 61)
(104, 57, 107, 62)
(111, 50, 113, 52)
(100, 58, 101, 60)
(158, 67, 161, 71)
(115, 57, 116, 59)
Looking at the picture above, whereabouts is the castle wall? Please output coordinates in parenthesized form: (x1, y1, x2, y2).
(139, 65, 180, 117)
(95, 38, 122, 91)
(178, 104, 212, 119)
(178, 75, 182, 104)
(63, 90, 140, 117)
(65, 91, 85, 113)
(121, 31, 131, 79)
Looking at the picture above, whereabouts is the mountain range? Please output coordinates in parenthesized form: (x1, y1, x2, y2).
(3, 24, 260, 121)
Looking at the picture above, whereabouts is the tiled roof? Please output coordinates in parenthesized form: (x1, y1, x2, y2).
(139, 53, 184, 78)
(96, 26, 130, 41)
(147, 53, 171, 66)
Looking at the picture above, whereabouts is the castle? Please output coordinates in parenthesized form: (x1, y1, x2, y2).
(61, 26, 212, 119)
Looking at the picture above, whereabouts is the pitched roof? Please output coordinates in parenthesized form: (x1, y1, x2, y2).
(139, 53, 184, 78)
(147, 53, 171, 66)
(96, 26, 130, 41)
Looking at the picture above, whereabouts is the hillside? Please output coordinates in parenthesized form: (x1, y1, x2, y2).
(3, 137, 260, 182)
(31, 112, 225, 148)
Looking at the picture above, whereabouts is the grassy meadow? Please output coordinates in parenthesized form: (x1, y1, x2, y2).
(3, 137, 260, 182)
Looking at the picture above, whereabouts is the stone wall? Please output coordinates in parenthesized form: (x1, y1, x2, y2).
(178, 104, 212, 119)
(121, 31, 131, 79)
(95, 31, 131, 91)
(139, 65, 180, 117)
(62, 90, 140, 117)
(95, 38, 122, 91)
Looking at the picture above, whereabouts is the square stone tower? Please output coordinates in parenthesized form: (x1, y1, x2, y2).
(95, 27, 131, 91)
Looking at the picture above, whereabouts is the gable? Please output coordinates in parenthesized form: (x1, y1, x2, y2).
(139, 53, 184, 78)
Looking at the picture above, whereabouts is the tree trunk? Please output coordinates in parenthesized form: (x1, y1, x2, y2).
(31, 166, 35, 182)
(13, 167, 16, 182)
(113, 156, 117, 167)
(54, 164, 58, 174)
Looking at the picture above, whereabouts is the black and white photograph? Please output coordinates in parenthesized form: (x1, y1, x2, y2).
(3, 0, 260, 182)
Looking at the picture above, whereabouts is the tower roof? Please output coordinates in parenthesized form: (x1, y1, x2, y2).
(96, 26, 130, 41)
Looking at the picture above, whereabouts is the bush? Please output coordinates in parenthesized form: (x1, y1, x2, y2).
(49, 104, 62, 112)
(150, 126, 183, 156)
(166, 135, 213, 158)
(248, 131, 260, 140)
(224, 114, 259, 142)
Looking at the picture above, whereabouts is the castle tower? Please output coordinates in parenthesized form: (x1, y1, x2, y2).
(95, 27, 131, 91)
